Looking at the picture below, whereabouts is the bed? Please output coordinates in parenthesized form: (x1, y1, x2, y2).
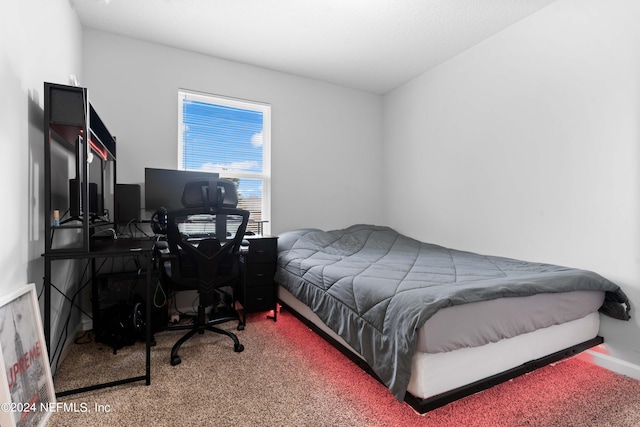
(274, 224, 631, 413)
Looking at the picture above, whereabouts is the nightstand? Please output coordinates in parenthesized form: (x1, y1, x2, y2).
(237, 235, 278, 327)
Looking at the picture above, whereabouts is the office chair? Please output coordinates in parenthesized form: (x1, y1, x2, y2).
(158, 178, 249, 365)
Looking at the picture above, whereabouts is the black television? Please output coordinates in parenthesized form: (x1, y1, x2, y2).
(144, 168, 220, 212)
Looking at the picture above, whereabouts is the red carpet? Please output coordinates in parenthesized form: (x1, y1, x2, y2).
(275, 309, 640, 426)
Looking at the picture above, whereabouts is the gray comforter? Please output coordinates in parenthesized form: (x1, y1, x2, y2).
(275, 224, 631, 401)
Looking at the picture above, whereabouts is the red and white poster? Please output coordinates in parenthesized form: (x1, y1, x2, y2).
(0, 284, 55, 427)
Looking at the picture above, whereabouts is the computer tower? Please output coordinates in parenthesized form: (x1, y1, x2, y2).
(94, 272, 167, 349)
(115, 183, 141, 224)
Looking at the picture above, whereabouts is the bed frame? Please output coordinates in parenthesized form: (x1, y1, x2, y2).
(278, 298, 604, 414)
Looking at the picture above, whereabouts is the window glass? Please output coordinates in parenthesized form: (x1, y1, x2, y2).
(178, 91, 271, 235)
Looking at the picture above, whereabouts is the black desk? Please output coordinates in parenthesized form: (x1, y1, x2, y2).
(43, 238, 156, 397)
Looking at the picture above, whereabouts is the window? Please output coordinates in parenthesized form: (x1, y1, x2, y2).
(178, 90, 271, 235)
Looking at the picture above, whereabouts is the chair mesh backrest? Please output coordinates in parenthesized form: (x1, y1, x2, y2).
(196, 239, 221, 257)
(163, 191, 250, 307)
(176, 238, 224, 280)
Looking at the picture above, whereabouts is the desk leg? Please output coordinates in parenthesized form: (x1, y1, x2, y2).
(44, 257, 51, 357)
(91, 258, 99, 342)
(145, 254, 152, 385)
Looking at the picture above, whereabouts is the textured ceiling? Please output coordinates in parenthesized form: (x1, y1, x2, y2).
(71, 0, 556, 94)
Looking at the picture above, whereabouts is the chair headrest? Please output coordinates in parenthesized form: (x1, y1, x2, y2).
(181, 178, 238, 209)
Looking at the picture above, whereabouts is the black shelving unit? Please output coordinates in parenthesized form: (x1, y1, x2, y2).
(43, 82, 117, 255)
(42, 82, 153, 396)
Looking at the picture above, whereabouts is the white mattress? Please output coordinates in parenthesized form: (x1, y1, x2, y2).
(408, 312, 600, 399)
(278, 286, 602, 400)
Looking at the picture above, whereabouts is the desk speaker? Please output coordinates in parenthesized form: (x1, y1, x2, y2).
(115, 184, 141, 224)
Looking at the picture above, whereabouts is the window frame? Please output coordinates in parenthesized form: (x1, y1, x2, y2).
(177, 89, 271, 235)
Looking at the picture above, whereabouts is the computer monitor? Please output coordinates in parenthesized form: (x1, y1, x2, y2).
(144, 168, 220, 212)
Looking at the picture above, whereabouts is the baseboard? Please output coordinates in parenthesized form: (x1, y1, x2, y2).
(81, 316, 93, 332)
(56, 320, 91, 374)
(576, 348, 640, 380)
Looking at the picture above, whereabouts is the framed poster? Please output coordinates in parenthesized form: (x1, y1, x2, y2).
(0, 284, 55, 427)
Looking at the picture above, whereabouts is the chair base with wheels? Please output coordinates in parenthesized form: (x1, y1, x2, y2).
(167, 303, 244, 366)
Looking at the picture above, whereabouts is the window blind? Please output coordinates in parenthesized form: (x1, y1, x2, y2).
(178, 91, 271, 234)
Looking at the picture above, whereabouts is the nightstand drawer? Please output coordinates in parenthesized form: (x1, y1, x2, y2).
(245, 263, 276, 287)
(244, 286, 275, 311)
(246, 237, 277, 263)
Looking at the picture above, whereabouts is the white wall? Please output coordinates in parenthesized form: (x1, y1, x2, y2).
(383, 0, 640, 370)
(81, 29, 385, 235)
(1, 0, 83, 369)
(1, 0, 82, 292)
